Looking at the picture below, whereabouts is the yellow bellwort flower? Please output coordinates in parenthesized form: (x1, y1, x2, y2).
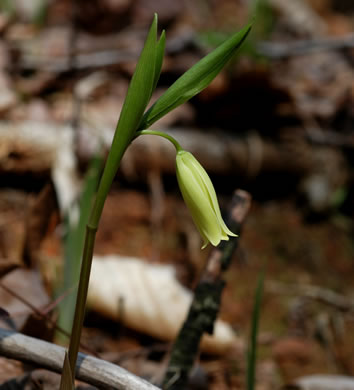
(176, 150, 236, 248)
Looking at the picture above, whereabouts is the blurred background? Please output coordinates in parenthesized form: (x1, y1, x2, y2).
(0, 0, 354, 389)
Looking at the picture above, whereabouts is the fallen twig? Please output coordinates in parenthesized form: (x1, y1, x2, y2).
(0, 328, 160, 390)
(13, 28, 195, 73)
(257, 33, 354, 59)
(305, 127, 354, 149)
(0, 281, 98, 356)
(162, 189, 252, 389)
(0, 122, 311, 181)
(267, 281, 354, 313)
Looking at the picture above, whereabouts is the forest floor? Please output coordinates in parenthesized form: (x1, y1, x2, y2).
(0, 0, 354, 389)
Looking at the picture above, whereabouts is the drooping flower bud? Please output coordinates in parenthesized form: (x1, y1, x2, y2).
(176, 150, 236, 248)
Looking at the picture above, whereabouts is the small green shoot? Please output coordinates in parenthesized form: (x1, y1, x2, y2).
(59, 12, 252, 385)
(198, 0, 273, 62)
(250, 0, 274, 37)
(63, 14, 165, 380)
(247, 273, 264, 390)
(0, 0, 14, 15)
(33, 0, 49, 27)
(55, 155, 102, 345)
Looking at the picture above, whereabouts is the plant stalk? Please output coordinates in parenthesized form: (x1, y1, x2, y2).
(65, 139, 129, 381)
(136, 129, 182, 151)
(67, 224, 96, 375)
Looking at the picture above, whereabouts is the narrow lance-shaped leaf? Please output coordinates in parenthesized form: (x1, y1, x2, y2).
(91, 14, 161, 223)
(139, 23, 252, 130)
(56, 155, 102, 344)
(152, 30, 166, 94)
(110, 13, 158, 154)
(247, 273, 264, 390)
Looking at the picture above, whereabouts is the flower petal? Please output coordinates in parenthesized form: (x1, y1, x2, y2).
(182, 152, 236, 237)
(176, 150, 236, 248)
(176, 156, 222, 246)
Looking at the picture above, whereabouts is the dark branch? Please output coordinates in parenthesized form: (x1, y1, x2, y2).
(162, 190, 252, 389)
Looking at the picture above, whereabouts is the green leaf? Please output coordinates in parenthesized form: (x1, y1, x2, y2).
(55, 154, 103, 345)
(112, 13, 158, 145)
(152, 30, 166, 93)
(90, 14, 162, 224)
(139, 23, 252, 130)
(59, 352, 75, 390)
(247, 273, 264, 390)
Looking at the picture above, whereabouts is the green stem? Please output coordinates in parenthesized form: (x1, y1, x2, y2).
(65, 128, 182, 379)
(64, 134, 129, 381)
(136, 129, 182, 151)
(67, 224, 96, 374)
(64, 128, 182, 381)
(247, 273, 264, 390)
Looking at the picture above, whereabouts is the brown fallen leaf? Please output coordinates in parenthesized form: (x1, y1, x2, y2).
(88, 255, 243, 355)
(0, 260, 19, 279)
(0, 73, 17, 114)
(295, 374, 354, 390)
(23, 182, 58, 267)
(0, 357, 24, 386)
(0, 268, 50, 331)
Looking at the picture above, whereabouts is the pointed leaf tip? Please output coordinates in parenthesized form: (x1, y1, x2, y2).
(152, 29, 166, 92)
(139, 23, 252, 130)
(110, 13, 158, 143)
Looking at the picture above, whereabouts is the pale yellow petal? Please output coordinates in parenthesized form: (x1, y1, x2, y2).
(176, 154, 222, 246)
(185, 152, 236, 238)
(176, 150, 235, 248)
